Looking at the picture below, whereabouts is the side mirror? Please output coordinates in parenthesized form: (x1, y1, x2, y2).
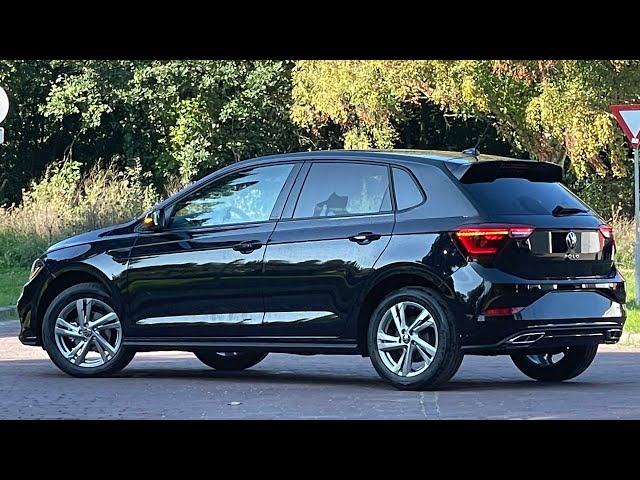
(142, 208, 166, 231)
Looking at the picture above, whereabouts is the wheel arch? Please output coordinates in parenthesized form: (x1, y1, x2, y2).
(354, 264, 456, 356)
(34, 265, 120, 344)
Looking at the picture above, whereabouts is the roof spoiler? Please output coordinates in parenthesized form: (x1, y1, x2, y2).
(445, 160, 562, 184)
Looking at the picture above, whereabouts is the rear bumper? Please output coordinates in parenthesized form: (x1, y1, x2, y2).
(453, 266, 626, 353)
(462, 320, 624, 354)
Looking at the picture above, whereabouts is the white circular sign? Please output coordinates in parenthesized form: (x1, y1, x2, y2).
(0, 86, 9, 124)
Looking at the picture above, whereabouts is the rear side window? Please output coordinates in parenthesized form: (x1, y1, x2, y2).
(463, 179, 589, 215)
(392, 167, 424, 210)
(294, 162, 391, 218)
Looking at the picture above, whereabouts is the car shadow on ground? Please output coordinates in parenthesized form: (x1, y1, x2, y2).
(4, 356, 622, 392)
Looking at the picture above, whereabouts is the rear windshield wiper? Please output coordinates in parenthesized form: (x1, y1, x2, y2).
(552, 205, 588, 216)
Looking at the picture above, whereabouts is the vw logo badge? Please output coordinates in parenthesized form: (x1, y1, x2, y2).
(566, 231, 577, 250)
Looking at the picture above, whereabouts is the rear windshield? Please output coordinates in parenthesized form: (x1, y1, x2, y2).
(463, 179, 590, 215)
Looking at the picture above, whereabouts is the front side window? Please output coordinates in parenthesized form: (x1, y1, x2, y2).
(293, 162, 391, 219)
(170, 164, 294, 229)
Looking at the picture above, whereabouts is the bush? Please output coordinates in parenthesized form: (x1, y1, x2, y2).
(611, 215, 634, 270)
(0, 159, 159, 269)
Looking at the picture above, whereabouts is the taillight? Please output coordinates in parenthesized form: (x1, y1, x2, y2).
(453, 226, 534, 260)
(598, 224, 615, 253)
(482, 306, 524, 316)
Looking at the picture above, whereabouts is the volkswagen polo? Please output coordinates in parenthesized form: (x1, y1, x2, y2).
(17, 150, 626, 390)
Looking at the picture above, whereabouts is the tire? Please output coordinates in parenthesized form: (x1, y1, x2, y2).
(511, 345, 598, 382)
(194, 351, 268, 371)
(42, 282, 135, 378)
(367, 287, 463, 391)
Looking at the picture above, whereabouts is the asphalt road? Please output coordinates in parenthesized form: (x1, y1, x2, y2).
(1, 320, 639, 419)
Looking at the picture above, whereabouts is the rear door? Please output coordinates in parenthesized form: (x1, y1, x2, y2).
(261, 160, 395, 337)
(457, 162, 614, 279)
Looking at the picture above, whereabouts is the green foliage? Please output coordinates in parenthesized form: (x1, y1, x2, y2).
(611, 216, 635, 271)
(566, 162, 634, 219)
(1, 60, 302, 204)
(0, 268, 29, 306)
(292, 60, 640, 179)
(0, 161, 158, 268)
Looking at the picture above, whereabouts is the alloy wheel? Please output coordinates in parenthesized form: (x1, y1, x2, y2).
(525, 349, 569, 367)
(376, 301, 438, 377)
(54, 298, 123, 368)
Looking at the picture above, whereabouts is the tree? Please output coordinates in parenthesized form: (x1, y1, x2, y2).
(0, 60, 302, 204)
(43, 60, 302, 185)
(292, 60, 640, 178)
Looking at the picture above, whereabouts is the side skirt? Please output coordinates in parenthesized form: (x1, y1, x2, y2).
(124, 338, 359, 355)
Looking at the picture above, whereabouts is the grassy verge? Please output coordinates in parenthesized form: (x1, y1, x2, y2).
(0, 269, 29, 307)
(621, 269, 640, 335)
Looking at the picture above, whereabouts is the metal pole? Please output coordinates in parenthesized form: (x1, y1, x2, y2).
(634, 141, 640, 307)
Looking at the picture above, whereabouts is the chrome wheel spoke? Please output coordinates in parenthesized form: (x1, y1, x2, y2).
(55, 318, 84, 340)
(415, 342, 433, 366)
(89, 312, 117, 329)
(390, 305, 403, 334)
(64, 340, 86, 359)
(55, 326, 84, 340)
(391, 348, 407, 374)
(84, 299, 93, 325)
(411, 310, 434, 333)
(397, 303, 407, 331)
(401, 343, 414, 376)
(377, 332, 404, 351)
(93, 331, 116, 356)
(76, 299, 88, 327)
(412, 335, 437, 357)
(72, 339, 92, 365)
(94, 338, 109, 362)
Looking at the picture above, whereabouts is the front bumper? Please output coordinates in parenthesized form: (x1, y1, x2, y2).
(17, 265, 51, 347)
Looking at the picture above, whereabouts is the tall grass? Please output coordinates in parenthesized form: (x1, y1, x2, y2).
(611, 215, 634, 270)
(0, 159, 159, 269)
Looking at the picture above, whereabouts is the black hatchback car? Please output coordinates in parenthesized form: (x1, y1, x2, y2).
(17, 150, 625, 390)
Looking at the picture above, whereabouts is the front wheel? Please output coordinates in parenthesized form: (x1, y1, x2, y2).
(42, 283, 135, 378)
(367, 287, 463, 391)
(194, 351, 268, 371)
(510, 345, 598, 382)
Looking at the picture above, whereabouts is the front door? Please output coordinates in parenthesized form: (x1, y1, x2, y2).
(262, 161, 395, 338)
(126, 163, 297, 339)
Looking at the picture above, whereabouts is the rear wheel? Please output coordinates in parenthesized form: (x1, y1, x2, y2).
(367, 287, 463, 391)
(42, 283, 135, 377)
(510, 345, 598, 382)
(194, 351, 268, 371)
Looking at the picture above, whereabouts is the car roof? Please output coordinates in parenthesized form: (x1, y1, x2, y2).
(155, 149, 530, 210)
(244, 149, 522, 166)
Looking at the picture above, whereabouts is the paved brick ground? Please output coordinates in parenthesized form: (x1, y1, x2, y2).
(1, 320, 639, 419)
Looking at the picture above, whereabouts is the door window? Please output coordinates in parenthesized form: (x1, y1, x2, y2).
(293, 162, 391, 219)
(169, 164, 294, 229)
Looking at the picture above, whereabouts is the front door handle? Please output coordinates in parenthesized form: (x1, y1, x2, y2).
(233, 240, 263, 254)
(348, 232, 381, 245)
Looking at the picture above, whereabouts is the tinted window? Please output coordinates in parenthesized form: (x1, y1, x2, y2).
(463, 179, 589, 215)
(393, 167, 424, 210)
(294, 162, 391, 218)
(170, 164, 293, 228)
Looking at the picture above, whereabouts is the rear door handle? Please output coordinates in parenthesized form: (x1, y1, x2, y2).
(233, 240, 263, 254)
(348, 232, 381, 245)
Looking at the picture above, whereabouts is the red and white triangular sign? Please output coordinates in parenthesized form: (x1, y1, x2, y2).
(611, 104, 640, 145)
